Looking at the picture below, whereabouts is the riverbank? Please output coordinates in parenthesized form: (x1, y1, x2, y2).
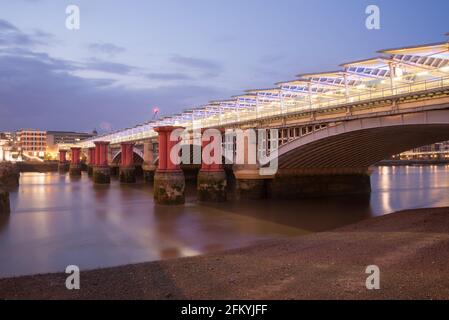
(15, 161, 58, 173)
(376, 159, 449, 166)
(1, 206, 448, 299)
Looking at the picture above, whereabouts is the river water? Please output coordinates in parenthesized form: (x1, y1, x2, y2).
(1, 165, 448, 278)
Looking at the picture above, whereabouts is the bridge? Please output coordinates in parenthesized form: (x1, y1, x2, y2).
(61, 37, 449, 204)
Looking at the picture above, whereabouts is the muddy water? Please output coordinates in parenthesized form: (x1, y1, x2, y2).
(1, 165, 448, 277)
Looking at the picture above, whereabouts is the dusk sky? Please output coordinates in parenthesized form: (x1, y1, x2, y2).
(0, 0, 448, 133)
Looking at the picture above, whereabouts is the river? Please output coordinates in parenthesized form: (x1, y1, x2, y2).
(1, 165, 448, 278)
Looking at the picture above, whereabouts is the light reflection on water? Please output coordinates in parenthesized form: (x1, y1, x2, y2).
(1, 165, 449, 277)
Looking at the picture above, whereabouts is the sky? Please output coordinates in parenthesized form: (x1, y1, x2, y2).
(0, 0, 448, 133)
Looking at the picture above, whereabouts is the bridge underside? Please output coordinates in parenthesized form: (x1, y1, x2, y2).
(266, 124, 449, 199)
(279, 124, 449, 169)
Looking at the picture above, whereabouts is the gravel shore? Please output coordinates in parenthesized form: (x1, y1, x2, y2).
(1, 207, 449, 300)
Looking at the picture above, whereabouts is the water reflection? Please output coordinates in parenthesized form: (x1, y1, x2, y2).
(1, 165, 448, 277)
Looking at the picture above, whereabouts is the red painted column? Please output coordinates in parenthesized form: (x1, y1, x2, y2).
(88, 147, 96, 165)
(155, 128, 167, 171)
(59, 150, 67, 163)
(210, 134, 223, 172)
(121, 143, 134, 166)
(71, 147, 81, 165)
(201, 130, 223, 172)
(94, 141, 109, 167)
(201, 132, 211, 172)
(154, 126, 184, 172)
(167, 131, 181, 171)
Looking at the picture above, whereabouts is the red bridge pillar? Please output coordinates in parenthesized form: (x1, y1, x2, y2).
(87, 147, 95, 176)
(197, 129, 227, 202)
(153, 126, 185, 205)
(58, 149, 70, 173)
(69, 147, 82, 176)
(119, 142, 136, 183)
(93, 141, 111, 184)
(142, 140, 157, 182)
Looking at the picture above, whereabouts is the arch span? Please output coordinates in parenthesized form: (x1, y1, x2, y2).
(111, 148, 144, 165)
(268, 109, 449, 198)
(277, 109, 449, 170)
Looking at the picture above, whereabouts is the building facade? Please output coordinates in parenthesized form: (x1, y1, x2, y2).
(16, 129, 47, 159)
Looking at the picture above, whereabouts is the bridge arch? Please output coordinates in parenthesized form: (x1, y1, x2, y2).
(111, 148, 144, 165)
(277, 109, 449, 170)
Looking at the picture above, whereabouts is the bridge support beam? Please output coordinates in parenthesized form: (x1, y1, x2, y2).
(69, 147, 82, 177)
(119, 142, 136, 183)
(269, 168, 372, 199)
(87, 147, 95, 176)
(142, 140, 156, 182)
(93, 141, 111, 184)
(197, 130, 227, 202)
(233, 165, 272, 199)
(58, 150, 69, 173)
(0, 188, 10, 215)
(153, 126, 185, 205)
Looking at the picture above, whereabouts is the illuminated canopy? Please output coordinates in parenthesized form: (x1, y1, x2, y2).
(77, 35, 449, 148)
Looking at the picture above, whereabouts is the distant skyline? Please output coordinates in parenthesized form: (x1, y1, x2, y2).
(0, 0, 448, 132)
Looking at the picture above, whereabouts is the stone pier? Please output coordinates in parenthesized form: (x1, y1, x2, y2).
(0, 162, 19, 188)
(269, 168, 372, 198)
(197, 129, 227, 202)
(142, 140, 156, 182)
(69, 147, 82, 176)
(233, 165, 272, 199)
(153, 126, 185, 205)
(119, 142, 136, 183)
(93, 141, 111, 184)
(0, 188, 9, 215)
(58, 150, 70, 173)
(87, 147, 95, 176)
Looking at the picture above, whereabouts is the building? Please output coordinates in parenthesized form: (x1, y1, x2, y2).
(395, 141, 449, 160)
(16, 129, 47, 159)
(46, 130, 97, 159)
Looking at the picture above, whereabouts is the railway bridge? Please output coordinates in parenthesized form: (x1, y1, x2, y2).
(59, 38, 449, 204)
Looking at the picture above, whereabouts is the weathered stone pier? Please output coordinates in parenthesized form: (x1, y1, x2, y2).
(153, 126, 185, 205)
(93, 141, 111, 184)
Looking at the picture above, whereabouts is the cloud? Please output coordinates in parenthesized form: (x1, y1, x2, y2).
(84, 58, 136, 74)
(146, 72, 192, 81)
(171, 55, 222, 72)
(0, 44, 230, 132)
(0, 19, 232, 132)
(88, 42, 126, 57)
(0, 19, 53, 48)
(0, 19, 18, 32)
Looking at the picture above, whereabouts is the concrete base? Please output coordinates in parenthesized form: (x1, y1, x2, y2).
(58, 162, 70, 173)
(0, 189, 10, 215)
(69, 163, 82, 176)
(93, 166, 111, 184)
(269, 171, 372, 199)
(197, 170, 227, 202)
(110, 166, 119, 176)
(87, 165, 94, 177)
(0, 163, 20, 189)
(143, 170, 155, 182)
(143, 164, 156, 182)
(153, 170, 185, 205)
(119, 166, 136, 183)
(236, 178, 269, 200)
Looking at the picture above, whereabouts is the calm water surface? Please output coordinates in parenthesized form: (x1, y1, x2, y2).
(1, 165, 449, 277)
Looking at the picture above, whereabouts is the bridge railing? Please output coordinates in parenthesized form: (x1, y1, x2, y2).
(192, 75, 449, 128)
(77, 74, 449, 147)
